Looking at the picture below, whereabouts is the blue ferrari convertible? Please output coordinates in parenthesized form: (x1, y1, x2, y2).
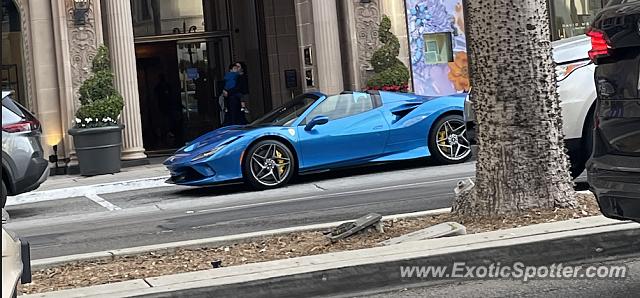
(164, 91, 470, 189)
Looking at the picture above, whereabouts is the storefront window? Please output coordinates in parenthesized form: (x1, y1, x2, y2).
(1, 0, 26, 107)
(423, 33, 453, 65)
(551, 0, 605, 40)
(130, 0, 229, 37)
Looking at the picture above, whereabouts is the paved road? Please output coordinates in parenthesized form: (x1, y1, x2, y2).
(350, 254, 640, 298)
(5, 159, 590, 260)
(7, 160, 478, 259)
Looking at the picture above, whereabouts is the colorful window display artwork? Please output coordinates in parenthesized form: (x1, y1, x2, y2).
(405, 0, 469, 96)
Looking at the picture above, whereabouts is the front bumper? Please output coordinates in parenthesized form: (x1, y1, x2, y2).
(587, 155, 640, 222)
(165, 161, 243, 186)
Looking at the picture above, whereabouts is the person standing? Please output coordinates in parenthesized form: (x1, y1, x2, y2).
(223, 62, 250, 125)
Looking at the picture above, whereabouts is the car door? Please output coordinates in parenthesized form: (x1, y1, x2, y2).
(297, 93, 389, 169)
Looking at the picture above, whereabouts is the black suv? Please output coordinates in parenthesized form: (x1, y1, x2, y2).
(587, 0, 640, 222)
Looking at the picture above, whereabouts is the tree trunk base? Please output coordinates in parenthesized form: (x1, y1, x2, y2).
(452, 185, 578, 217)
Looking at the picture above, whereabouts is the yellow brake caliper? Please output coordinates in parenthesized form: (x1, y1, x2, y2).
(438, 129, 449, 153)
(275, 150, 285, 176)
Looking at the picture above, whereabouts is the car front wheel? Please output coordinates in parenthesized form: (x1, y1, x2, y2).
(428, 114, 472, 164)
(243, 140, 295, 190)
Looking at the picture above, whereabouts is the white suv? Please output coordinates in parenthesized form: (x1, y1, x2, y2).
(464, 36, 596, 178)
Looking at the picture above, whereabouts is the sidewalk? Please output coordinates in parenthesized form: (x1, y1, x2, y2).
(40, 163, 169, 192)
(7, 163, 171, 206)
(22, 216, 639, 298)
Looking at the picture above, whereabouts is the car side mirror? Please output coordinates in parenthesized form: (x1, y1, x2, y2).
(304, 115, 329, 131)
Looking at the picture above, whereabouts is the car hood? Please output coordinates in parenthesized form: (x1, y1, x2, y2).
(552, 35, 590, 63)
(165, 126, 252, 164)
(189, 126, 251, 148)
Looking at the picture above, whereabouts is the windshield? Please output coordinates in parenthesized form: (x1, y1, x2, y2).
(249, 94, 319, 127)
(606, 0, 638, 5)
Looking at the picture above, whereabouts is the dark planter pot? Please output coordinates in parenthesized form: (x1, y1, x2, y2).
(68, 125, 123, 176)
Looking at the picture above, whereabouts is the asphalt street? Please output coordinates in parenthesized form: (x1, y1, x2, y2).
(6, 160, 479, 260)
(349, 254, 640, 298)
(4, 159, 590, 260)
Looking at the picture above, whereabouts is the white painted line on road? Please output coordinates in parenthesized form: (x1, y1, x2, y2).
(6, 176, 171, 206)
(86, 194, 122, 211)
(195, 177, 472, 214)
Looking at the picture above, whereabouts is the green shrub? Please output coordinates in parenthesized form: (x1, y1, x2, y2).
(73, 45, 124, 128)
(366, 15, 410, 92)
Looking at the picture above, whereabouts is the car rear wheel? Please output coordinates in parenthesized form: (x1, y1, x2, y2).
(1, 180, 7, 208)
(243, 140, 295, 190)
(428, 114, 472, 164)
(569, 112, 595, 179)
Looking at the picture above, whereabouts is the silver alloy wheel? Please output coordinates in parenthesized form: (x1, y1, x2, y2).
(249, 143, 292, 187)
(435, 119, 471, 161)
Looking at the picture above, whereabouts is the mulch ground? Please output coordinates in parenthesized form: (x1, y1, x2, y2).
(21, 193, 600, 294)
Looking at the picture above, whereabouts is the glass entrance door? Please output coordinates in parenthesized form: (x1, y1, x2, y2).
(135, 38, 231, 153)
(177, 38, 231, 142)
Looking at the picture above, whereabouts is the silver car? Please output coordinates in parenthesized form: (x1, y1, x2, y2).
(2, 209, 31, 298)
(1, 91, 49, 208)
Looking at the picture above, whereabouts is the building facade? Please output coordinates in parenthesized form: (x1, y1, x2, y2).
(1, 0, 607, 171)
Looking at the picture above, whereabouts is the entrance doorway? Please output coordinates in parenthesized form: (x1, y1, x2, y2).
(1, 0, 27, 107)
(131, 0, 270, 153)
(135, 38, 231, 152)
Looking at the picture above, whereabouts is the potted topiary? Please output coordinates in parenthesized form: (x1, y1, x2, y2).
(68, 45, 125, 176)
(366, 15, 411, 92)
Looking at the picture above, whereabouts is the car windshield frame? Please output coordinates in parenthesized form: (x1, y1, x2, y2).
(248, 93, 321, 127)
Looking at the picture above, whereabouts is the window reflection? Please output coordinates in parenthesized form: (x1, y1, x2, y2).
(130, 0, 229, 37)
(552, 0, 604, 39)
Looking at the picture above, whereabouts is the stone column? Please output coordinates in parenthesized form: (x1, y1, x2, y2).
(103, 0, 146, 160)
(28, 1, 62, 157)
(311, 0, 344, 94)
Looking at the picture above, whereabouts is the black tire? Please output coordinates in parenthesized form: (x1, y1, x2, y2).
(243, 139, 295, 190)
(428, 114, 472, 164)
(569, 111, 595, 179)
(568, 150, 587, 179)
(1, 180, 7, 208)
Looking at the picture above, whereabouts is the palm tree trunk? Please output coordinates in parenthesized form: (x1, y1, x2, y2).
(452, 0, 577, 216)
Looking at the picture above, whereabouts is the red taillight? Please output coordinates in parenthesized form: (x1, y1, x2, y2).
(2, 120, 38, 133)
(587, 29, 610, 62)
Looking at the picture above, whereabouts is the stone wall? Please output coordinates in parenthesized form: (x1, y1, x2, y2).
(336, 0, 410, 91)
(264, 0, 303, 108)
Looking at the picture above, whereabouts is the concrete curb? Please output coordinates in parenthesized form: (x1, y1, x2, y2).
(24, 216, 639, 298)
(7, 176, 171, 206)
(31, 208, 452, 270)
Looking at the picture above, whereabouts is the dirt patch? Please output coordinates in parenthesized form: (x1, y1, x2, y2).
(21, 193, 600, 294)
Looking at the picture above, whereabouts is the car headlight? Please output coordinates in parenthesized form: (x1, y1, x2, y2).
(190, 136, 242, 162)
(191, 146, 226, 162)
(556, 60, 591, 82)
